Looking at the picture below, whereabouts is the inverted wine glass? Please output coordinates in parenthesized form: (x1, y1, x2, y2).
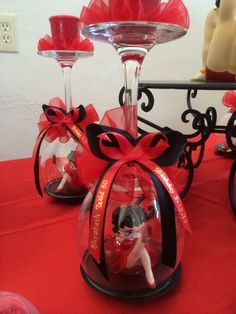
(77, 20, 189, 299)
(37, 15, 93, 199)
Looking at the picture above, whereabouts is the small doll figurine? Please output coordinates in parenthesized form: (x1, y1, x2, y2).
(105, 204, 160, 289)
(54, 150, 85, 193)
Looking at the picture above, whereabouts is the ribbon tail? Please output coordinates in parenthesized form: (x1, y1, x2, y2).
(142, 160, 191, 233)
(137, 159, 191, 268)
(33, 127, 49, 197)
(90, 253, 110, 281)
(89, 162, 112, 224)
(149, 171, 177, 268)
(65, 123, 90, 151)
(87, 164, 112, 280)
(89, 160, 125, 263)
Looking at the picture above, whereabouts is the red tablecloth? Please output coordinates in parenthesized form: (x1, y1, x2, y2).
(0, 136, 236, 314)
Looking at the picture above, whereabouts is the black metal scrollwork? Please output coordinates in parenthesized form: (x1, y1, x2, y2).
(177, 150, 194, 199)
(132, 80, 236, 214)
(138, 86, 155, 112)
(186, 89, 198, 110)
(182, 107, 216, 143)
(181, 107, 217, 168)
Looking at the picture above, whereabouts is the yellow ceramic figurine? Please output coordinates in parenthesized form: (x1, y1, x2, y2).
(192, 0, 236, 82)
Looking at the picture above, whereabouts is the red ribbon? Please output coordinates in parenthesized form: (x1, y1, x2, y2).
(89, 131, 191, 263)
(35, 98, 99, 149)
(38, 103, 78, 144)
(222, 91, 236, 113)
(33, 106, 89, 158)
(33, 99, 98, 196)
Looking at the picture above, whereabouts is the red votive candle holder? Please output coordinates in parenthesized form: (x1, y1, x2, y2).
(49, 15, 81, 47)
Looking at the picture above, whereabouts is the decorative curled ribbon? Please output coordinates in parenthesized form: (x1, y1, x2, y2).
(222, 90, 236, 113)
(33, 99, 99, 196)
(87, 125, 191, 268)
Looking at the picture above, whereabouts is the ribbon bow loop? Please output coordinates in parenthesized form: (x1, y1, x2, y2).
(98, 132, 134, 160)
(42, 103, 86, 125)
(43, 105, 68, 124)
(135, 132, 169, 160)
(97, 131, 169, 162)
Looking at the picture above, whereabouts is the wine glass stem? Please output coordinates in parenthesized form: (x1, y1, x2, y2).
(122, 59, 142, 139)
(61, 65, 73, 112)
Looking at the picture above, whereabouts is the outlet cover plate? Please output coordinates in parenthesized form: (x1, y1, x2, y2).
(0, 13, 18, 52)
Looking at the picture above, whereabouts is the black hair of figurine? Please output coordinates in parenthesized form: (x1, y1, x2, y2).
(112, 205, 146, 233)
(215, 0, 221, 8)
(67, 150, 75, 164)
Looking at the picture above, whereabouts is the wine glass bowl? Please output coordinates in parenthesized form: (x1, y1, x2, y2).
(37, 34, 93, 199)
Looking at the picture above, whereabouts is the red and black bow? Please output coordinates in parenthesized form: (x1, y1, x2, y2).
(86, 124, 190, 268)
(33, 102, 98, 196)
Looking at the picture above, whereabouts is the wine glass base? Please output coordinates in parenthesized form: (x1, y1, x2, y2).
(82, 21, 187, 49)
(44, 178, 88, 200)
(81, 21, 187, 137)
(80, 263, 182, 300)
(215, 144, 236, 158)
(38, 50, 93, 64)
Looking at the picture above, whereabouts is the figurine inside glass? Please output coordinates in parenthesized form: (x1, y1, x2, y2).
(39, 138, 86, 199)
(37, 15, 93, 199)
(78, 0, 189, 296)
(78, 161, 185, 298)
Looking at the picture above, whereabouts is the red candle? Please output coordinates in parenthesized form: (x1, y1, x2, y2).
(49, 15, 81, 46)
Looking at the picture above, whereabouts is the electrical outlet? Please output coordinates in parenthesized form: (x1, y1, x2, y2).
(0, 22, 10, 32)
(0, 13, 18, 52)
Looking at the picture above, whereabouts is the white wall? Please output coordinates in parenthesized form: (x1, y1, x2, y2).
(0, 0, 227, 160)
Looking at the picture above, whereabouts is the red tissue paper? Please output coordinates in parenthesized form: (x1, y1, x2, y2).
(80, 0, 190, 29)
(37, 34, 94, 51)
(222, 90, 236, 113)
